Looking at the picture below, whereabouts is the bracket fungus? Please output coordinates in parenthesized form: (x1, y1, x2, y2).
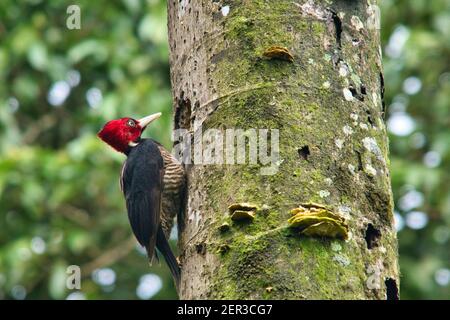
(288, 203, 349, 240)
(262, 46, 294, 62)
(228, 203, 258, 221)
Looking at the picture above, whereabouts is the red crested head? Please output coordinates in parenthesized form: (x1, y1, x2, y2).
(97, 113, 161, 153)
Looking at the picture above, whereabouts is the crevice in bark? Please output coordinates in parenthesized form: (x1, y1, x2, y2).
(349, 86, 357, 97)
(331, 11, 343, 49)
(379, 72, 386, 120)
(365, 223, 381, 249)
(349, 85, 364, 101)
(366, 110, 374, 127)
(360, 84, 367, 95)
(385, 278, 399, 300)
(355, 150, 363, 171)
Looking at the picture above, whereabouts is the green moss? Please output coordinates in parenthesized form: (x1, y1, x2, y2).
(210, 221, 372, 299)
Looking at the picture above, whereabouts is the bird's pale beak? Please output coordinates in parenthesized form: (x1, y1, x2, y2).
(138, 112, 162, 130)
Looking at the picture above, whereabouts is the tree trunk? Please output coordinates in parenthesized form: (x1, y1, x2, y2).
(167, 0, 399, 300)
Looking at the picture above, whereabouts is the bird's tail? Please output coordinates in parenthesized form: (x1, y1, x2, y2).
(146, 249, 159, 266)
(145, 234, 158, 265)
(156, 225, 181, 290)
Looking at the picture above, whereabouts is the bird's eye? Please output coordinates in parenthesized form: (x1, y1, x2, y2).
(127, 119, 136, 127)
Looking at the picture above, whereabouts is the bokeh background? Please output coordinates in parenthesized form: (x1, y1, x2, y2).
(0, 0, 448, 300)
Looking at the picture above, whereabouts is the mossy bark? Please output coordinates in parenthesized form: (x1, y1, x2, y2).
(168, 0, 399, 299)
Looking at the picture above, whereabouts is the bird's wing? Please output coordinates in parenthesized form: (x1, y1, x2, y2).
(154, 142, 186, 236)
(120, 140, 164, 260)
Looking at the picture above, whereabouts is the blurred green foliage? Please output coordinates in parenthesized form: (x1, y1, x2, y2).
(380, 0, 450, 299)
(0, 0, 177, 300)
(0, 0, 448, 299)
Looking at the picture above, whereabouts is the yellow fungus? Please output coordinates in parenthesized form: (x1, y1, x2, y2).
(262, 46, 294, 62)
(230, 210, 255, 221)
(288, 203, 348, 239)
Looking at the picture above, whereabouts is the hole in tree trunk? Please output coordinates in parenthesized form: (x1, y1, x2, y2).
(385, 278, 399, 300)
(365, 223, 381, 249)
(298, 145, 310, 161)
(175, 91, 192, 131)
(360, 85, 367, 95)
(195, 242, 206, 255)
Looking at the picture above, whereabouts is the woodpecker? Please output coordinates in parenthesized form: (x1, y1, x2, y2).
(97, 112, 185, 288)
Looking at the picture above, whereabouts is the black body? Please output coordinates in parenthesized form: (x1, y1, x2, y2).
(121, 139, 180, 287)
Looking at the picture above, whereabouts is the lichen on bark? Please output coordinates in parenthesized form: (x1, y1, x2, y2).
(168, 0, 399, 299)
